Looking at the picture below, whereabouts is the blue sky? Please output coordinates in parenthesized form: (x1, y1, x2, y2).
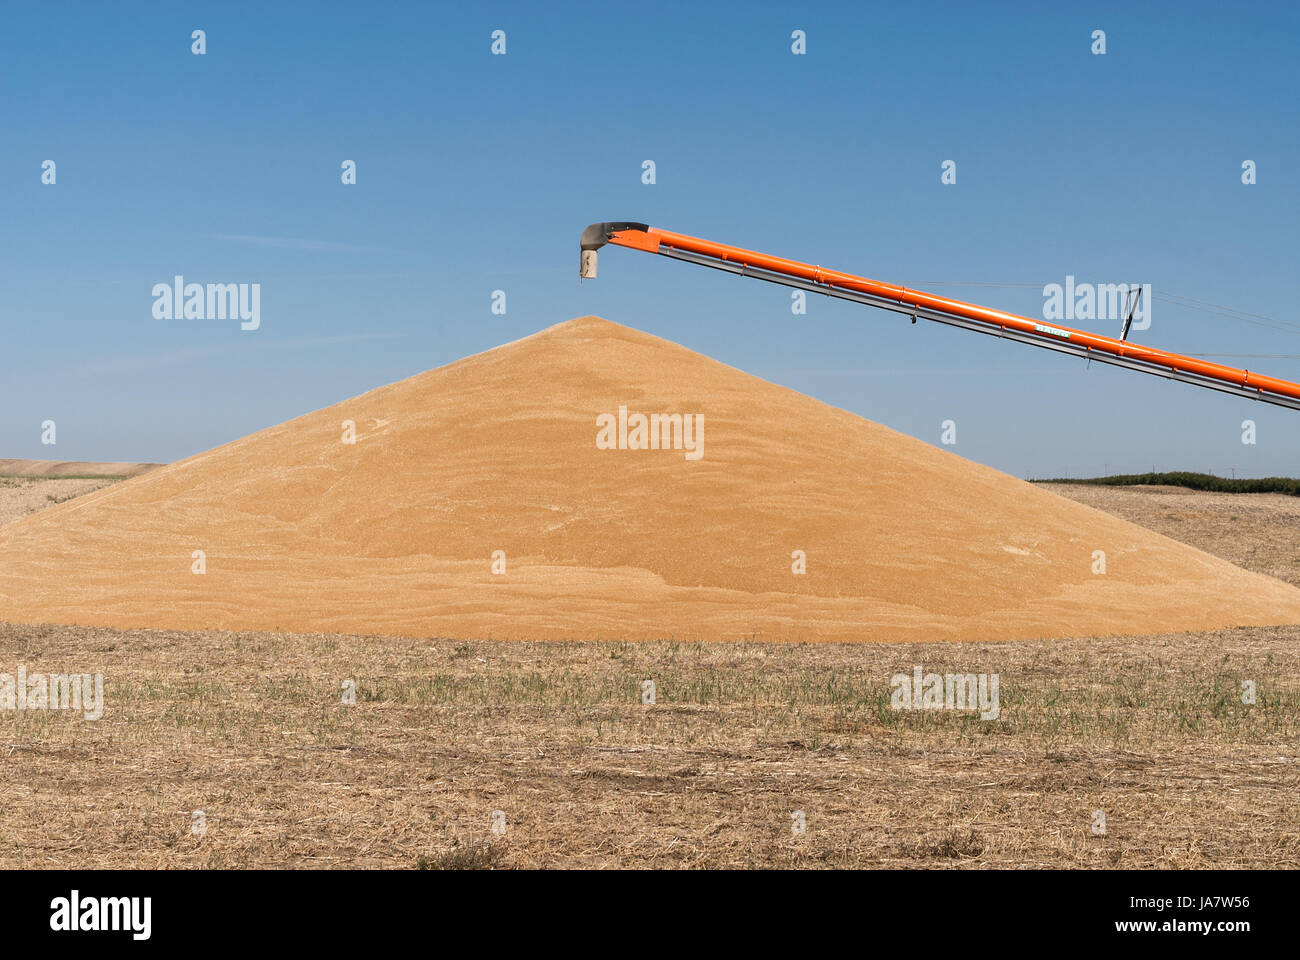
(3, 0, 1297, 476)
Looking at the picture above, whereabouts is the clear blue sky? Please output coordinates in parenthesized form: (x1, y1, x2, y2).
(3, 0, 1297, 476)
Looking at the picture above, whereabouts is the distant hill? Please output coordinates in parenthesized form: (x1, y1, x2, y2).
(0, 459, 164, 479)
(1035, 472, 1300, 496)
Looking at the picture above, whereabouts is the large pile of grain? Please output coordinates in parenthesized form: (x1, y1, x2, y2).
(3, 316, 1298, 641)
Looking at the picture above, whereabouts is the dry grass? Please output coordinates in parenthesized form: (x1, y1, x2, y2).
(1, 623, 1297, 869)
(1, 482, 1298, 869)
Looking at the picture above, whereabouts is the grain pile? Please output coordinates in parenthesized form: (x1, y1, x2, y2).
(2, 316, 1298, 642)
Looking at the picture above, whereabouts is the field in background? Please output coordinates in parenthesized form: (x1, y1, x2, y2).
(0, 459, 162, 480)
(2, 479, 1298, 869)
(1038, 471, 1300, 497)
(1047, 483, 1300, 589)
(0, 476, 120, 526)
(0, 460, 160, 526)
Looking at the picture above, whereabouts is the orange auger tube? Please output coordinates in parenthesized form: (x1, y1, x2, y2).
(579, 222, 1300, 411)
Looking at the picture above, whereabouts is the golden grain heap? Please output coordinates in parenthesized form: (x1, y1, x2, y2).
(3, 315, 1299, 642)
